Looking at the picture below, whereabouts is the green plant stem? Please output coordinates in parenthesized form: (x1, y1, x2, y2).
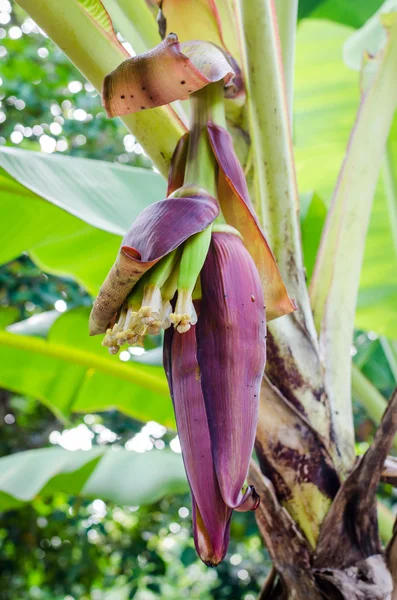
(0, 330, 169, 397)
(101, 0, 160, 54)
(236, 0, 333, 465)
(383, 138, 397, 262)
(352, 364, 397, 453)
(15, 0, 185, 177)
(274, 0, 298, 123)
(177, 82, 225, 293)
(184, 82, 225, 195)
(236, 0, 316, 340)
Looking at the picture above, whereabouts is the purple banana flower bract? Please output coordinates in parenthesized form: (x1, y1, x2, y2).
(89, 188, 219, 335)
(207, 122, 296, 321)
(102, 34, 235, 118)
(164, 231, 265, 566)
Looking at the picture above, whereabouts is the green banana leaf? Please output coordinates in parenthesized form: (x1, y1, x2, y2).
(298, 0, 383, 27)
(295, 19, 397, 336)
(0, 446, 187, 511)
(0, 307, 174, 427)
(0, 147, 166, 295)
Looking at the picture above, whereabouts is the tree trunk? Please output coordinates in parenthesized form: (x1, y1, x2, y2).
(250, 387, 397, 600)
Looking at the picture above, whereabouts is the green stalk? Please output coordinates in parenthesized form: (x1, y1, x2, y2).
(236, 0, 332, 460)
(101, 0, 160, 54)
(274, 0, 298, 123)
(16, 0, 185, 177)
(146, 250, 179, 287)
(236, 0, 316, 338)
(177, 83, 224, 294)
(183, 82, 225, 195)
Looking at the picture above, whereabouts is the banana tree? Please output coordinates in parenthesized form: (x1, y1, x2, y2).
(3, 0, 397, 597)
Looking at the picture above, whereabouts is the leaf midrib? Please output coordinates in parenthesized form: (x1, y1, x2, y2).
(0, 330, 169, 397)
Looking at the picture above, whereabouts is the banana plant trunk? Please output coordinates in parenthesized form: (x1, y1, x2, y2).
(250, 384, 397, 600)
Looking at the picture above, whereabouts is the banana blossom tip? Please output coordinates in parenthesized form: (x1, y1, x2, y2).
(164, 231, 265, 565)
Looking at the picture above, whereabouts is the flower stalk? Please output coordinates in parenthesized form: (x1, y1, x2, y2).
(183, 82, 225, 193)
(171, 82, 224, 333)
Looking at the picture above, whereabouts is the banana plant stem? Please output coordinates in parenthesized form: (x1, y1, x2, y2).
(274, 0, 298, 124)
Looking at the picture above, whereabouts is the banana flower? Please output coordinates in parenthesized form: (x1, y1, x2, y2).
(89, 33, 295, 565)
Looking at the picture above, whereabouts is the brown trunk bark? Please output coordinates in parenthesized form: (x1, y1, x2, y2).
(250, 387, 397, 600)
